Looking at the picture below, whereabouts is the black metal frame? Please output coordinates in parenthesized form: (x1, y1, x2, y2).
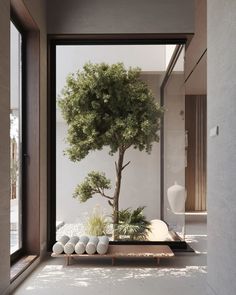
(10, 16, 27, 264)
(47, 35, 188, 250)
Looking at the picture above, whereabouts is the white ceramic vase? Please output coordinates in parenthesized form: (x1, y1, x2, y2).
(167, 181, 186, 213)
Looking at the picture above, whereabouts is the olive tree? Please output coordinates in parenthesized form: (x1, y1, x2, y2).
(58, 62, 163, 229)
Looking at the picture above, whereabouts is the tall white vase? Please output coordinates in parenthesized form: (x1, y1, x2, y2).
(167, 181, 186, 213)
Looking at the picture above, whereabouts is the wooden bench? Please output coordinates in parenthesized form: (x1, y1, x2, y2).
(51, 245, 174, 266)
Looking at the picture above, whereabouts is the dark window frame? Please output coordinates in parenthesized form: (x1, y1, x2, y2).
(10, 16, 27, 264)
(47, 35, 190, 250)
(10, 2, 40, 269)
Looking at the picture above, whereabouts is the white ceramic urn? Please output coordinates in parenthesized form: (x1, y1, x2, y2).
(167, 181, 186, 213)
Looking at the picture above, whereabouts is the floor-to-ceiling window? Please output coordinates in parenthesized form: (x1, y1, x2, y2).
(9, 2, 41, 280)
(55, 44, 164, 241)
(10, 21, 23, 256)
(47, 41, 188, 248)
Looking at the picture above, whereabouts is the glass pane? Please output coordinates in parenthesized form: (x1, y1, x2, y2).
(163, 47, 186, 240)
(56, 45, 182, 242)
(10, 22, 22, 254)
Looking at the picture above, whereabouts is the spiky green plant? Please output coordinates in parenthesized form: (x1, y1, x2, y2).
(116, 206, 151, 240)
(85, 207, 109, 236)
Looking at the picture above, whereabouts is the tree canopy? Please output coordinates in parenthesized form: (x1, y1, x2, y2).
(58, 62, 163, 162)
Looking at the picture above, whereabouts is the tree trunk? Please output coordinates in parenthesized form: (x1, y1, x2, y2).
(113, 148, 125, 239)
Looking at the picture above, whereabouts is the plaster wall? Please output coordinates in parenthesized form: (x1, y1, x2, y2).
(207, 0, 236, 294)
(56, 45, 167, 101)
(185, 0, 207, 79)
(185, 0, 207, 96)
(47, 0, 194, 35)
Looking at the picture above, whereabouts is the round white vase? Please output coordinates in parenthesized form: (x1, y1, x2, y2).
(167, 181, 186, 213)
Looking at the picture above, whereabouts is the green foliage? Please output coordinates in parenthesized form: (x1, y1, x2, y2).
(116, 206, 151, 240)
(58, 62, 163, 162)
(73, 171, 111, 203)
(85, 207, 109, 236)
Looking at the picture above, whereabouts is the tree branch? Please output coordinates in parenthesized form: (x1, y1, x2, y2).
(124, 143, 132, 150)
(122, 161, 131, 171)
(102, 194, 113, 200)
(95, 187, 113, 200)
(108, 200, 113, 207)
(101, 189, 114, 200)
(115, 161, 118, 175)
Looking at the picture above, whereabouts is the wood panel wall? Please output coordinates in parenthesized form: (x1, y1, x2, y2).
(195, 95, 207, 210)
(185, 95, 207, 211)
(185, 96, 196, 211)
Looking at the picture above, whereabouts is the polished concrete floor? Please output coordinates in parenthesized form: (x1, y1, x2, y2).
(13, 220, 208, 295)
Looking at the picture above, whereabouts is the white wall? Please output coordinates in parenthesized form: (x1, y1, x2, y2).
(207, 1, 236, 294)
(56, 45, 166, 87)
(56, 73, 162, 223)
(56, 45, 167, 103)
(56, 44, 167, 121)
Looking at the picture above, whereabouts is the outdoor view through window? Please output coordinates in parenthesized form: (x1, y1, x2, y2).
(56, 45, 185, 242)
(10, 21, 23, 254)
